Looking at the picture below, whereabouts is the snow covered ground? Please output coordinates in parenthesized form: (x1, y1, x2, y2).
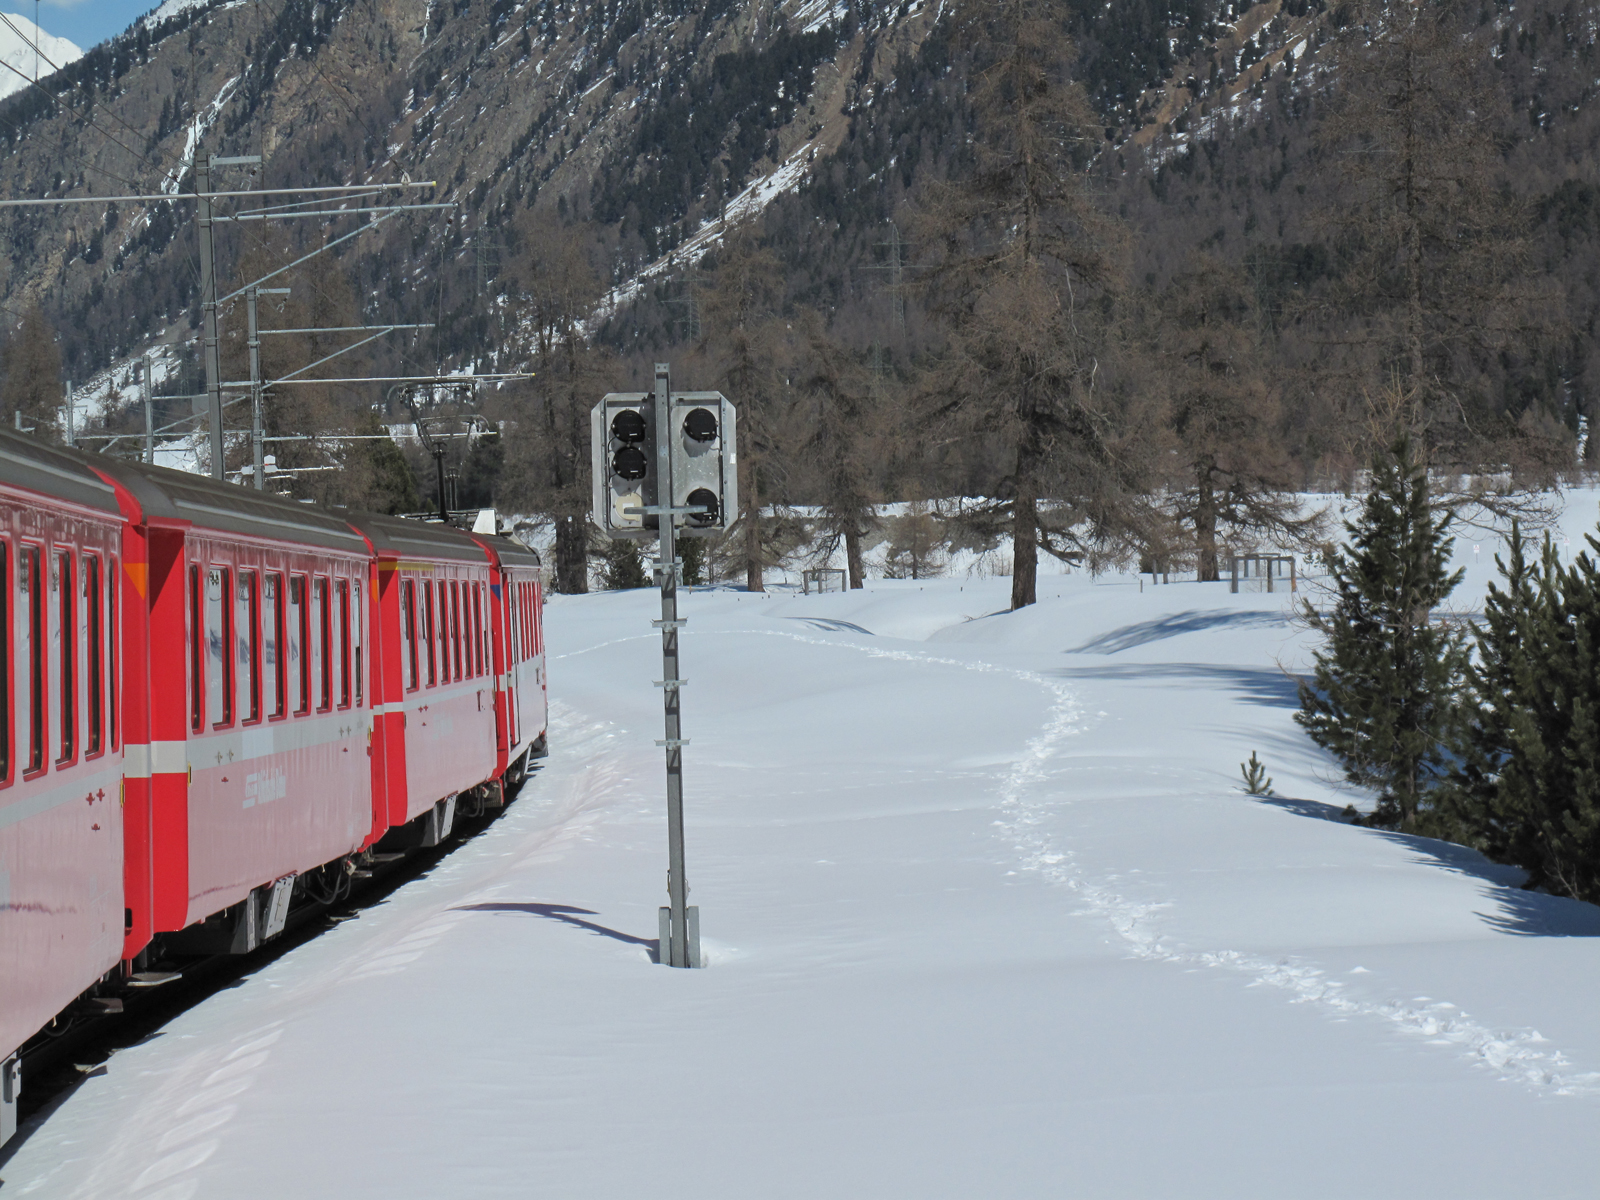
(5, 498, 1600, 1198)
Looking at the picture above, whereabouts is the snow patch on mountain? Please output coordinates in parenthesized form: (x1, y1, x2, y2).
(0, 12, 80, 100)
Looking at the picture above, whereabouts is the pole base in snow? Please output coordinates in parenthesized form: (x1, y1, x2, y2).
(659, 905, 701, 968)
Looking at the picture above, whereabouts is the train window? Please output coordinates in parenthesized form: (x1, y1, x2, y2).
(0, 543, 7, 782)
(451, 581, 463, 680)
(85, 554, 102, 756)
(264, 574, 284, 718)
(434, 580, 447, 683)
(511, 582, 520, 663)
(473, 585, 486, 678)
(21, 547, 42, 773)
(401, 579, 417, 691)
(473, 584, 485, 676)
(108, 556, 118, 750)
(507, 581, 519, 665)
(336, 579, 351, 709)
(56, 550, 74, 764)
(314, 577, 331, 712)
(239, 572, 260, 724)
(526, 582, 536, 659)
(289, 575, 309, 715)
(353, 577, 363, 706)
(437, 581, 451, 683)
(189, 565, 203, 731)
(423, 580, 436, 687)
(438, 580, 450, 683)
(206, 567, 232, 728)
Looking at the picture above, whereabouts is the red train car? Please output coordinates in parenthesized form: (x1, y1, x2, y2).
(471, 531, 548, 782)
(0, 430, 550, 1147)
(0, 435, 127, 1144)
(88, 457, 378, 957)
(355, 513, 500, 844)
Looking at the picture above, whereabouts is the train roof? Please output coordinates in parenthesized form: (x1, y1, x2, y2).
(346, 511, 493, 565)
(85, 454, 371, 554)
(469, 531, 542, 570)
(0, 427, 124, 517)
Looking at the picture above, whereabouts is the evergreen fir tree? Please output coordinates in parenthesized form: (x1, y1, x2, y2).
(678, 535, 706, 587)
(1550, 543, 1600, 901)
(1, 307, 63, 440)
(600, 538, 649, 589)
(1440, 521, 1542, 862)
(1295, 436, 1465, 831)
(1453, 532, 1600, 900)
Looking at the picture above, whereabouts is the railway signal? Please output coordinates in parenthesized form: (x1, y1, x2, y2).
(590, 366, 737, 969)
(590, 392, 656, 538)
(665, 392, 738, 536)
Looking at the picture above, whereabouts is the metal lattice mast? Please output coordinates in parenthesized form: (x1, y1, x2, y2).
(653, 362, 694, 967)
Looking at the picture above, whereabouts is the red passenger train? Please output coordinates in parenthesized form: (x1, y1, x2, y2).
(0, 429, 547, 1145)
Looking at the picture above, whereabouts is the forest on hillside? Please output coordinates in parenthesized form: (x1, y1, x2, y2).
(520, 0, 1600, 606)
(2, 0, 1596, 610)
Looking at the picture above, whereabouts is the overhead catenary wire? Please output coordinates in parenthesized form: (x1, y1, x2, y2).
(0, 183, 440, 207)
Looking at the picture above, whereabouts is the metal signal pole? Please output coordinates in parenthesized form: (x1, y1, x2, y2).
(142, 352, 154, 464)
(196, 156, 223, 479)
(246, 285, 291, 489)
(652, 362, 699, 968)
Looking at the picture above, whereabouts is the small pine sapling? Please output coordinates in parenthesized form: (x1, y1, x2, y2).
(1240, 751, 1274, 796)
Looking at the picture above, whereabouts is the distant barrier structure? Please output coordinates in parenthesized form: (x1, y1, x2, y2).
(1227, 553, 1296, 594)
(804, 567, 847, 594)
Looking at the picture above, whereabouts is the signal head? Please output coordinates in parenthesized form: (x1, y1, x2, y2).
(685, 487, 719, 526)
(683, 407, 718, 443)
(612, 444, 649, 481)
(612, 409, 647, 443)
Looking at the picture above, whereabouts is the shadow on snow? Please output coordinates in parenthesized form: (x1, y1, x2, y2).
(1068, 609, 1293, 655)
(1049, 662, 1303, 708)
(1252, 796, 1600, 937)
(453, 902, 661, 961)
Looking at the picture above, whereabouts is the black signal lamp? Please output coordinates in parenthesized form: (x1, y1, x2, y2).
(612, 445, 649, 481)
(686, 487, 719, 526)
(683, 407, 718, 443)
(612, 409, 647, 443)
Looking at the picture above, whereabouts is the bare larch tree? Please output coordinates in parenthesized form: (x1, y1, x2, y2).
(912, 0, 1126, 609)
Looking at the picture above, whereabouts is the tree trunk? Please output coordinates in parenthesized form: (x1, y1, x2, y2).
(1011, 485, 1038, 609)
(742, 459, 764, 592)
(1195, 461, 1219, 582)
(1011, 401, 1042, 610)
(553, 515, 589, 593)
(1403, 44, 1425, 398)
(845, 523, 865, 589)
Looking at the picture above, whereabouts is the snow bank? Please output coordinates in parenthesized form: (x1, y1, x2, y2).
(6, 498, 1600, 1198)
